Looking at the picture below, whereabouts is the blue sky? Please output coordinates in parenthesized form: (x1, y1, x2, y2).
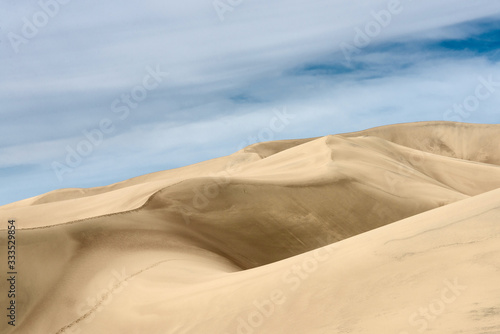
(1, 0, 500, 205)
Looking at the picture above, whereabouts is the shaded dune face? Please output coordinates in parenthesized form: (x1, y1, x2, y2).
(136, 124, 500, 268)
(1, 121, 500, 334)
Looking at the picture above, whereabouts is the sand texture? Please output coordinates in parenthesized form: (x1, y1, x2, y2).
(1, 121, 499, 334)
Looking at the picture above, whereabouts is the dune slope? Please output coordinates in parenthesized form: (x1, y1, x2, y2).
(0, 121, 499, 334)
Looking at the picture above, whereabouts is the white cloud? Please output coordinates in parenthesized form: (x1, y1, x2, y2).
(1, 0, 500, 205)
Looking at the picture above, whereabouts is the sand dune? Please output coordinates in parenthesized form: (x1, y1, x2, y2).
(1, 121, 499, 334)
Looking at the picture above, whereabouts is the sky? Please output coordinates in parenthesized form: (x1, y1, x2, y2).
(1, 0, 500, 206)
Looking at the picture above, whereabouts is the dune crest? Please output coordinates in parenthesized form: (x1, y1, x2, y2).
(0, 121, 499, 334)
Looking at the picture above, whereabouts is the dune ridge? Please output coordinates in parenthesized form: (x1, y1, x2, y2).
(1, 121, 499, 334)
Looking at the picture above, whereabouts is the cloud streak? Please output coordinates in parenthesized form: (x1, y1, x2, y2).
(1, 0, 499, 205)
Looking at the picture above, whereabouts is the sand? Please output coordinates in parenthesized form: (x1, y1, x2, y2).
(0, 121, 499, 334)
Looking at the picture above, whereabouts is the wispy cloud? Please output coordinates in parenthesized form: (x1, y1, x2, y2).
(1, 0, 499, 205)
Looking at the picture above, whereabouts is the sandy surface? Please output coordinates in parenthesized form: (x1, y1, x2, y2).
(0, 121, 499, 334)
